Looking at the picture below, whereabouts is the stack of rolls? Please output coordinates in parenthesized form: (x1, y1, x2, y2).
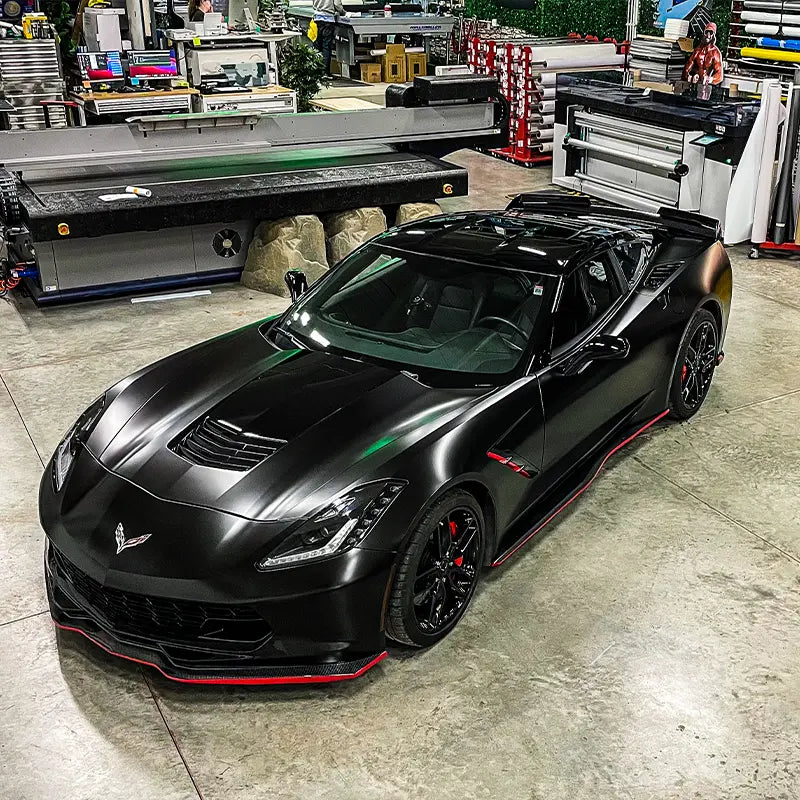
(739, 0, 800, 67)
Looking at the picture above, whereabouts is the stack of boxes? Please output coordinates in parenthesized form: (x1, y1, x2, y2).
(358, 43, 427, 84)
(629, 36, 690, 83)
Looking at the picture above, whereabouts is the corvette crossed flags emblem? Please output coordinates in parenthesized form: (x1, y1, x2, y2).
(115, 523, 151, 555)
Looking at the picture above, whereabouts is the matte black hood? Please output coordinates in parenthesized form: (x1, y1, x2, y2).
(87, 322, 479, 523)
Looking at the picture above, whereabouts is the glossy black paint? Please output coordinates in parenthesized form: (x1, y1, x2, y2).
(40, 201, 733, 682)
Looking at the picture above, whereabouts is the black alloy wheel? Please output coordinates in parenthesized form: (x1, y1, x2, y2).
(669, 309, 719, 420)
(386, 490, 485, 647)
(413, 507, 481, 634)
(682, 320, 718, 409)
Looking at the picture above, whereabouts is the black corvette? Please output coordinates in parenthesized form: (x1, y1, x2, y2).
(41, 193, 732, 684)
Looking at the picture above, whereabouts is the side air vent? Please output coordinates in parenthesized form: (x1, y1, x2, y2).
(171, 417, 286, 471)
(643, 262, 682, 290)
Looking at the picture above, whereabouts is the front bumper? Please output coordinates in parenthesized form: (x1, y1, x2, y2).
(40, 450, 396, 684)
(46, 540, 390, 684)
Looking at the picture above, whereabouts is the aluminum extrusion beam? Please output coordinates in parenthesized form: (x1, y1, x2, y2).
(0, 104, 498, 173)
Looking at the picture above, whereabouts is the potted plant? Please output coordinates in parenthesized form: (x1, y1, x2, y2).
(279, 41, 331, 112)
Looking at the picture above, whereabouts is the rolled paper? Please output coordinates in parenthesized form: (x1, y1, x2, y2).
(741, 45, 800, 61)
(741, 10, 800, 24)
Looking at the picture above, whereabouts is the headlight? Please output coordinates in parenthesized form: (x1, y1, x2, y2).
(256, 480, 406, 570)
(52, 395, 106, 491)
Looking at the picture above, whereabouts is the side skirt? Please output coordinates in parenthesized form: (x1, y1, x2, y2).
(491, 410, 669, 567)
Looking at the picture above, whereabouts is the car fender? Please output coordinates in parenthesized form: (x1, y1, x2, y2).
(361, 377, 543, 563)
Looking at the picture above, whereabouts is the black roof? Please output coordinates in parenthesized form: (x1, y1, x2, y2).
(377, 209, 661, 275)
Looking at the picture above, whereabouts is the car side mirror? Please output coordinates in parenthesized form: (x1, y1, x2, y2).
(558, 334, 630, 376)
(284, 270, 309, 302)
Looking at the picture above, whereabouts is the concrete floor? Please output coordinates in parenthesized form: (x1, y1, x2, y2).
(2, 150, 800, 800)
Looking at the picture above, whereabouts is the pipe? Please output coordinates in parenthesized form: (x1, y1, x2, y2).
(564, 136, 685, 174)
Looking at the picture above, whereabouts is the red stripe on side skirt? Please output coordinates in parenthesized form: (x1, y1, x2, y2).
(491, 409, 669, 567)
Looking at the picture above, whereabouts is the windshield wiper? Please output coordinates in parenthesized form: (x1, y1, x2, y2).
(273, 323, 308, 351)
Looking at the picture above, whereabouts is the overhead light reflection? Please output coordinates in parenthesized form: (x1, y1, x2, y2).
(519, 246, 547, 256)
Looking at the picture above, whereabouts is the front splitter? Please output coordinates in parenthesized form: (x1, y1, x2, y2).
(53, 620, 388, 685)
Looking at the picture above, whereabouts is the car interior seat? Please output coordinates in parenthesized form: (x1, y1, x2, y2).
(406, 276, 489, 335)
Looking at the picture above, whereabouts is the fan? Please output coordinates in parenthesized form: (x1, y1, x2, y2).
(212, 229, 242, 258)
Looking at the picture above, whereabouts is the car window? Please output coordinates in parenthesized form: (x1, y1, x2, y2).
(272, 243, 558, 382)
(552, 252, 620, 349)
(614, 238, 652, 284)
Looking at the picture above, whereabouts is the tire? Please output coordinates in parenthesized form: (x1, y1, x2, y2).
(386, 489, 485, 648)
(668, 308, 719, 420)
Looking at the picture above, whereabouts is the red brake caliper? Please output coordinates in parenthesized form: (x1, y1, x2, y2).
(681, 364, 687, 383)
(449, 521, 464, 566)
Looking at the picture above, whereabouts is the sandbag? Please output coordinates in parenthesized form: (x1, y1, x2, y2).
(324, 207, 387, 265)
(395, 202, 442, 224)
(241, 215, 328, 297)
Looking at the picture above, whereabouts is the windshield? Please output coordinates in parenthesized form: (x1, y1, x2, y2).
(273, 243, 557, 379)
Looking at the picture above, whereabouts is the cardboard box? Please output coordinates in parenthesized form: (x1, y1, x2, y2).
(382, 42, 406, 83)
(330, 58, 342, 76)
(406, 52, 427, 79)
(382, 55, 406, 83)
(384, 43, 405, 58)
(360, 62, 382, 83)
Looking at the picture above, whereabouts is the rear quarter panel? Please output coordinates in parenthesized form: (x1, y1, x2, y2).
(636, 237, 732, 412)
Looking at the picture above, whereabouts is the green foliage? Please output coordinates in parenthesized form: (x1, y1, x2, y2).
(710, 4, 730, 52)
(637, 0, 660, 37)
(40, 0, 76, 60)
(279, 41, 331, 112)
(465, 0, 629, 40)
(463, 0, 729, 50)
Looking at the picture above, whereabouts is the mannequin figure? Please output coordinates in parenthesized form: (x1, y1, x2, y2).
(683, 21, 723, 98)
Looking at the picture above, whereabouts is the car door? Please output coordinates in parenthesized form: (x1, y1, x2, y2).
(535, 248, 653, 489)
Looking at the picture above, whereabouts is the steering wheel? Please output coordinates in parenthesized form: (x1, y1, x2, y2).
(475, 315, 528, 339)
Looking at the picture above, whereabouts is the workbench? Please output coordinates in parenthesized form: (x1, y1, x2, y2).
(194, 85, 296, 114)
(310, 96, 383, 111)
(71, 88, 197, 120)
(286, 4, 455, 78)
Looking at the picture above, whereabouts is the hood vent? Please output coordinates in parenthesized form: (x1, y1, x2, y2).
(171, 417, 286, 471)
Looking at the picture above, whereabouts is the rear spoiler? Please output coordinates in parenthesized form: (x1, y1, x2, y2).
(506, 192, 722, 241)
(506, 192, 592, 213)
(655, 207, 722, 240)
